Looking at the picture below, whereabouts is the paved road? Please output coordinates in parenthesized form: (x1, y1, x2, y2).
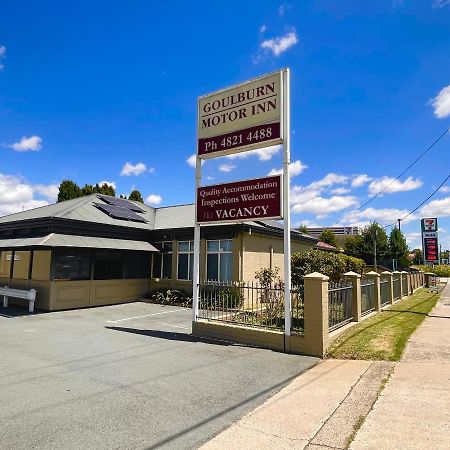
(0, 302, 317, 450)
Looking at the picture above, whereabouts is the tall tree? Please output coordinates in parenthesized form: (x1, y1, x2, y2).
(319, 229, 338, 248)
(128, 189, 144, 203)
(343, 223, 388, 263)
(96, 183, 116, 196)
(389, 227, 409, 267)
(412, 249, 423, 265)
(57, 180, 82, 202)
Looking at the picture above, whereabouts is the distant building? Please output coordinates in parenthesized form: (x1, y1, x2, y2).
(306, 226, 361, 248)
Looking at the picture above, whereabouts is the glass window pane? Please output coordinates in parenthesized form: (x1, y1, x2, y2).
(152, 254, 162, 278)
(178, 253, 189, 280)
(163, 241, 173, 252)
(189, 253, 194, 281)
(53, 250, 91, 281)
(125, 252, 151, 279)
(178, 241, 189, 252)
(220, 240, 233, 252)
(220, 253, 232, 281)
(162, 254, 172, 279)
(207, 254, 219, 281)
(189, 241, 195, 252)
(207, 240, 219, 252)
(93, 251, 123, 280)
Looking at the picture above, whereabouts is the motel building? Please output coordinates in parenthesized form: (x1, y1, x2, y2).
(0, 194, 322, 311)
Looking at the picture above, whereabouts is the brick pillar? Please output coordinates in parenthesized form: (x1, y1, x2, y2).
(366, 271, 381, 312)
(344, 271, 361, 322)
(425, 272, 435, 288)
(303, 272, 329, 357)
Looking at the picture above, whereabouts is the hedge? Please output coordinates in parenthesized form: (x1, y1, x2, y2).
(291, 249, 366, 285)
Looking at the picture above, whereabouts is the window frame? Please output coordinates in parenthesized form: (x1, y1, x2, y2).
(206, 239, 233, 282)
(177, 240, 194, 281)
(151, 241, 173, 279)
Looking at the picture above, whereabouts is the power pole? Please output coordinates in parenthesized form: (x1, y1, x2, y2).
(397, 219, 401, 231)
(373, 228, 378, 272)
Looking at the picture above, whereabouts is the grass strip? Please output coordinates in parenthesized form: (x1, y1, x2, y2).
(327, 288, 440, 361)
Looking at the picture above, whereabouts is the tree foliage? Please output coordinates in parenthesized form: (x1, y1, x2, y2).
(297, 224, 309, 234)
(57, 180, 116, 202)
(291, 249, 365, 284)
(412, 249, 423, 265)
(128, 189, 144, 203)
(319, 229, 338, 248)
(343, 222, 389, 262)
(389, 227, 409, 267)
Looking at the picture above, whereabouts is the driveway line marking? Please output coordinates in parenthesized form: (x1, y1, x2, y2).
(106, 309, 185, 324)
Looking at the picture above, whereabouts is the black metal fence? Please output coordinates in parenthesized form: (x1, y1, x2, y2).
(197, 281, 304, 333)
(361, 277, 375, 315)
(393, 275, 401, 300)
(402, 275, 408, 296)
(380, 278, 390, 307)
(328, 280, 353, 331)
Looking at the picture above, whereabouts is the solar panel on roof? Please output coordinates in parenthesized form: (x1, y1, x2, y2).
(95, 204, 148, 223)
(98, 195, 145, 213)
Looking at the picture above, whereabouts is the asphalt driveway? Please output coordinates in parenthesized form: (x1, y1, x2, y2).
(0, 302, 318, 450)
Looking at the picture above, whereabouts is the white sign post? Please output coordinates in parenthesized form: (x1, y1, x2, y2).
(193, 69, 291, 337)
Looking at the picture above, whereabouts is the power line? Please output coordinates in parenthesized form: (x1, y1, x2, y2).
(343, 128, 449, 223)
(382, 171, 450, 229)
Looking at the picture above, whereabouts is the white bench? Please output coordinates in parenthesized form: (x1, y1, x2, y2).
(1, 286, 37, 312)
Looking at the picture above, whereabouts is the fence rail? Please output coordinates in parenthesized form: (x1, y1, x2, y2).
(197, 281, 304, 333)
(328, 280, 353, 331)
(361, 277, 375, 315)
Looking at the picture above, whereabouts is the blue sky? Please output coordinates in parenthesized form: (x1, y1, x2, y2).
(0, 0, 449, 250)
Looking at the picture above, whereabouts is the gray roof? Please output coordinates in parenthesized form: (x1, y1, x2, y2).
(0, 233, 158, 252)
(0, 195, 317, 242)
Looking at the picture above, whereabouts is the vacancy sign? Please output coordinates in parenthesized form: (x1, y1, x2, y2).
(197, 175, 282, 224)
(197, 71, 283, 158)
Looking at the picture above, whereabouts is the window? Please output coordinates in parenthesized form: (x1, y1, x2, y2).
(177, 241, 194, 280)
(151, 241, 172, 279)
(124, 252, 151, 279)
(53, 250, 91, 281)
(93, 251, 123, 280)
(206, 239, 233, 281)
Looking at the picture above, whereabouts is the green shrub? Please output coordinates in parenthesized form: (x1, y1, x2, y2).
(414, 265, 450, 277)
(291, 249, 365, 284)
(147, 289, 192, 307)
(199, 285, 244, 309)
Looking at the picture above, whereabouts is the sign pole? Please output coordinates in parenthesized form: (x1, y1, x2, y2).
(283, 68, 291, 336)
(192, 152, 202, 322)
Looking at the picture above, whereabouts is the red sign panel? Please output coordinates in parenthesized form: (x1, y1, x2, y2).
(196, 175, 282, 224)
(424, 237, 439, 262)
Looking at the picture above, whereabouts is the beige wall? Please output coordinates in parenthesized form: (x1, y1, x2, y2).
(0, 251, 12, 278)
(31, 251, 51, 281)
(241, 233, 313, 282)
(12, 251, 31, 280)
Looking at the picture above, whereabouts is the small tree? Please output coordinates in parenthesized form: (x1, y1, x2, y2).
(57, 180, 81, 202)
(319, 229, 338, 248)
(389, 227, 410, 268)
(129, 189, 144, 203)
(298, 224, 309, 234)
(96, 183, 116, 196)
(412, 249, 423, 265)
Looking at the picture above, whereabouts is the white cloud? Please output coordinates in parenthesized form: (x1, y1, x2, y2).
(148, 167, 156, 174)
(440, 185, 450, 193)
(278, 4, 291, 15)
(260, 31, 298, 57)
(430, 85, 450, 118)
(0, 173, 53, 217)
(340, 207, 415, 226)
(368, 176, 422, 196)
(404, 232, 422, 249)
(0, 45, 5, 70)
(226, 144, 282, 161)
(146, 194, 162, 206)
(120, 162, 147, 176)
(218, 163, 236, 173)
(33, 184, 59, 201)
(331, 187, 351, 195)
(187, 154, 196, 168)
(291, 195, 359, 215)
(308, 173, 349, 189)
(98, 180, 116, 189)
(268, 160, 308, 178)
(9, 135, 42, 152)
(419, 196, 450, 217)
(433, 0, 450, 8)
(260, 24, 267, 33)
(351, 174, 372, 188)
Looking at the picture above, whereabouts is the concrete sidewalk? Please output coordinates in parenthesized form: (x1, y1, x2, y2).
(350, 281, 450, 450)
(202, 283, 450, 450)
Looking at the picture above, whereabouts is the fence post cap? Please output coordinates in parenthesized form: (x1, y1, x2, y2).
(344, 271, 361, 278)
(401, 271, 408, 274)
(304, 272, 329, 281)
(366, 271, 380, 277)
(392, 270, 401, 274)
(380, 271, 392, 276)
(424, 272, 435, 275)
